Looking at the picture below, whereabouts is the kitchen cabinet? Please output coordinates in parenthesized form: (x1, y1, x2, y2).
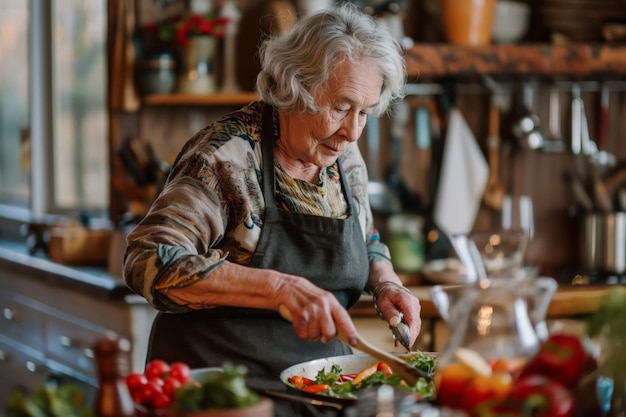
(0, 242, 157, 406)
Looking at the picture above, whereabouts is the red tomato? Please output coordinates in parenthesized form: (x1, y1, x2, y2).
(137, 379, 164, 407)
(377, 362, 393, 377)
(148, 376, 165, 390)
(125, 373, 148, 395)
(163, 377, 182, 398)
(151, 392, 172, 410)
(434, 363, 475, 409)
(288, 375, 305, 389)
(169, 362, 191, 384)
(461, 373, 513, 415)
(145, 359, 171, 380)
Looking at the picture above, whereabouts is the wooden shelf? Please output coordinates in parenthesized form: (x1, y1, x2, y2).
(142, 91, 260, 106)
(405, 43, 626, 78)
(140, 44, 626, 105)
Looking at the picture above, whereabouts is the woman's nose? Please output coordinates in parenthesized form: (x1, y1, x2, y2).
(341, 113, 363, 142)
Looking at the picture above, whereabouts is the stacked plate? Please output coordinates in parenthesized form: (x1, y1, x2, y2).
(539, 0, 626, 41)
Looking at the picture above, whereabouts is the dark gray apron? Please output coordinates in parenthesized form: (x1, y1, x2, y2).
(147, 104, 369, 416)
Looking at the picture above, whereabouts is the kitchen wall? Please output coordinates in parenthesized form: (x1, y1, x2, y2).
(120, 0, 626, 281)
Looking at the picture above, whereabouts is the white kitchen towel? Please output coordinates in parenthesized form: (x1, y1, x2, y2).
(433, 108, 489, 236)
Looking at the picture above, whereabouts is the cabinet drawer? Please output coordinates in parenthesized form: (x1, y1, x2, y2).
(45, 315, 110, 379)
(0, 338, 47, 407)
(0, 294, 45, 352)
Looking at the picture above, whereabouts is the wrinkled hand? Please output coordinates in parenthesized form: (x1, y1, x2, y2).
(276, 277, 358, 347)
(370, 263, 422, 349)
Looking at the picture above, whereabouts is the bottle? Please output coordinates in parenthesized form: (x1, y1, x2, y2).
(93, 333, 135, 417)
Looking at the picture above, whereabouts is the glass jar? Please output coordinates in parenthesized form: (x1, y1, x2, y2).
(387, 214, 424, 273)
(136, 52, 176, 95)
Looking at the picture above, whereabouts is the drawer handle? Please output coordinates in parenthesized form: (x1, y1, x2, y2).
(3, 308, 18, 321)
(59, 335, 74, 348)
(83, 348, 94, 359)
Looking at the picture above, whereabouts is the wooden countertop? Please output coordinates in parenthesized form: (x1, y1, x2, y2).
(0, 240, 131, 299)
(351, 284, 625, 319)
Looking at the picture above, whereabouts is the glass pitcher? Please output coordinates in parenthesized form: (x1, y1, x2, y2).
(430, 276, 557, 366)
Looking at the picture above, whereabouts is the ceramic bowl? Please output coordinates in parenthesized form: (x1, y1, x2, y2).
(491, 0, 531, 43)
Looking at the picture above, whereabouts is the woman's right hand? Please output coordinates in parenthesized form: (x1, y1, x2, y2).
(275, 277, 358, 347)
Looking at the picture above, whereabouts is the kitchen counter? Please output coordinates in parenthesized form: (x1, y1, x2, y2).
(0, 240, 132, 300)
(0, 239, 156, 405)
(351, 284, 624, 319)
(1, 236, 623, 362)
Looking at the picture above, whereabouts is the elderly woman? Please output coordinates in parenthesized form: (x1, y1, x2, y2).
(124, 3, 421, 416)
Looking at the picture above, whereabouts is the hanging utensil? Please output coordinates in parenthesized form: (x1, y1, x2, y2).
(278, 305, 431, 384)
(592, 83, 617, 173)
(483, 99, 505, 211)
(512, 83, 544, 150)
(366, 114, 401, 214)
(542, 84, 566, 153)
(571, 84, 584, 156)
(415, 99, 432, 208)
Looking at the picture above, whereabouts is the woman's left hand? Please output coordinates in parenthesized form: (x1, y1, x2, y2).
(369, 261, 422, 349)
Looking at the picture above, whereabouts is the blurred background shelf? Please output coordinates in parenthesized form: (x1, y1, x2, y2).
(406, 43, 626, 78)
(142, 91, 260, 106)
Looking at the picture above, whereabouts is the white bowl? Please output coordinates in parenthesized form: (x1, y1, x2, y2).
(492, 0, 531, 43)
(420, 258, 465, 285)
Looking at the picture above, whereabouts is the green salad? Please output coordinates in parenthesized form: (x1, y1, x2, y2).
(287, 354, 437, 401)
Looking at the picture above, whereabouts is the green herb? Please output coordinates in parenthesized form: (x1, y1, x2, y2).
(586, 288, 626, 382)
(306, 354, 437, 401)
(5, 383, 95, 417)
(168, 362, 261, 412)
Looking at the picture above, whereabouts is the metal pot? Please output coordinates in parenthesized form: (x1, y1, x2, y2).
(581, 212, 626, 274)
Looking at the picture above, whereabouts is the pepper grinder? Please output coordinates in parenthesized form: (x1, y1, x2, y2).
(93, 334, 135, 417)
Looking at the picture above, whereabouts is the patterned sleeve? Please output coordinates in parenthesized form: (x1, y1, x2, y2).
(123, 114, 265, 312)
(340, 143, 392, 266)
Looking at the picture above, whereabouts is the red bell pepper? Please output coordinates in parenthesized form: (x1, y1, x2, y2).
(517, 333, 588, 389)
(302, 383, 331, 394)
(510, 376, 575, 417)
(476, 375, 574, 417)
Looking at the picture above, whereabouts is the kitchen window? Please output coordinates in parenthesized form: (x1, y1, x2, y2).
(0, 0, 108, 223)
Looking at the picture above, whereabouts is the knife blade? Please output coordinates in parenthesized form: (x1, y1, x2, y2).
(389, 315, 411, 352)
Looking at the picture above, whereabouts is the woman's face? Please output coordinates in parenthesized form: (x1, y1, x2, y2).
(281, 57, 383, 169)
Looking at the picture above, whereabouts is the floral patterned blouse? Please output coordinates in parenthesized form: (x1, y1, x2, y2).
(123, 101, 392, 312)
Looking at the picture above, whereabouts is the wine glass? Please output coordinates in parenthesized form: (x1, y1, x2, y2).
(470, 229, 529, 279)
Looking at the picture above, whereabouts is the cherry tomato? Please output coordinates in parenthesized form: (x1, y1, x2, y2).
(288, 375, 306, 389)
(148, 376, 165, 387)
(377, 362, 393, 377)
(137, 379, 164, 407)
(152, 392, 172, 410)
(163, 377, 182, 398)
(145, 359, 171, 380)
(169, 361, 192, 384)
(125, 372, 148, 395)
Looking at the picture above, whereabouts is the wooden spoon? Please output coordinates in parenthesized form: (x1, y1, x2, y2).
(278, 305, 431, 385)
(483, 102, 505, 211)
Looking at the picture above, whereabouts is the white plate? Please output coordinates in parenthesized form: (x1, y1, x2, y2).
(420, 258, 465, 285)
